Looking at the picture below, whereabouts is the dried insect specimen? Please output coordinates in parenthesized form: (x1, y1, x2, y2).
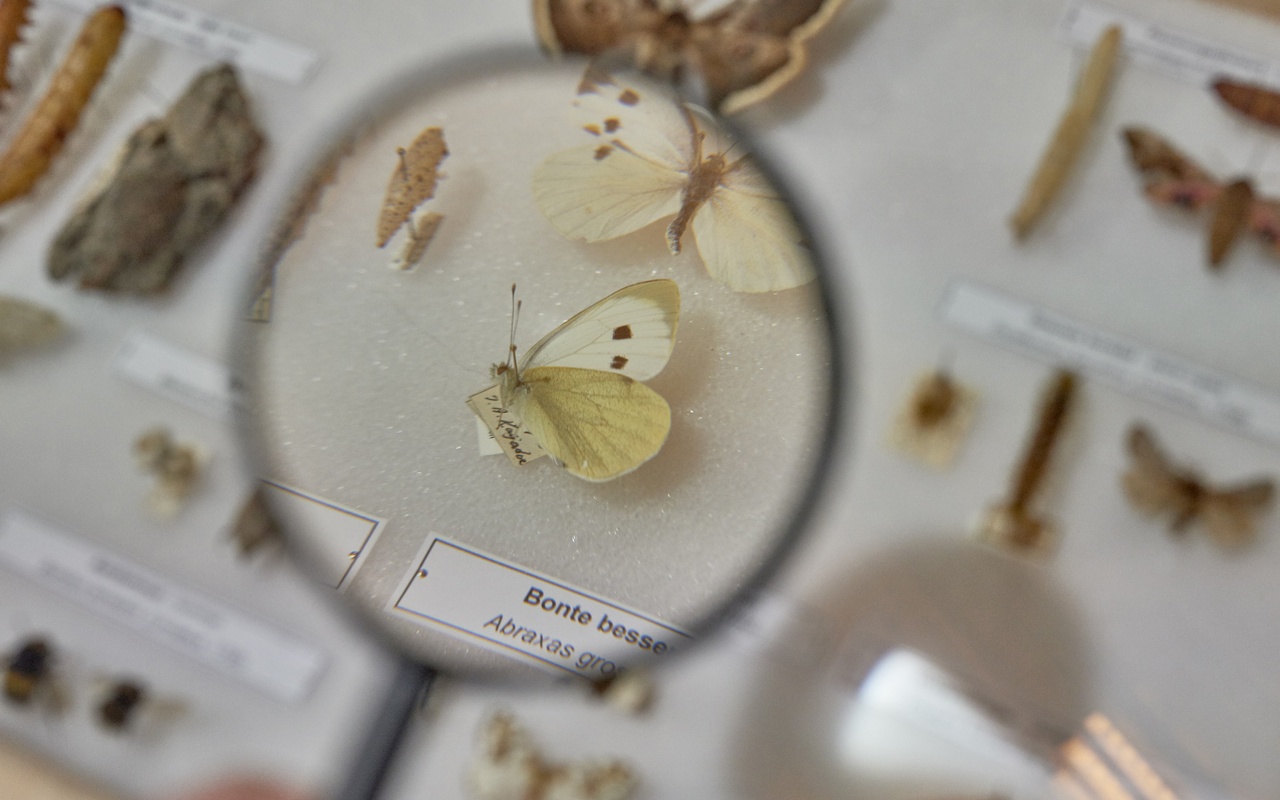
(47, 63, 264, 293)
(1122, 423, 1274, 548)
(1122, 126, 1280, 268)
(0, 0, 32, 98)
(468, 711, 638, 800)
(229, 486, 283, 558)
(0, 294, 62, 357)
(533, 0, 847, 114)
(888, 367, 978, 469)
(0, 5, 127, 206)
(391, 210, 443, 270)
(1212, 76, 1280, 129)
(97, 679, 143, 730)
(377, 126, 447, 248)
(1009, 25, 1123, 239)
(589, 669, 654, 715)
(978, 369, 1078, 551)
(133, 426, 203, 517)
(3, 637, 52, 706)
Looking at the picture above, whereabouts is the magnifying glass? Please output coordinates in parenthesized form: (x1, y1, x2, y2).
(233, 45, 843, 797)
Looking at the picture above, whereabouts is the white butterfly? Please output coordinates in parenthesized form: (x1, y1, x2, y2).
(532, 68, 814, 293)
(483, 279, 680, 482)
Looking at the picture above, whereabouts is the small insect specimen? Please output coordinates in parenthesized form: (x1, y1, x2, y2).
(390, 210, 443, 271)
(3, 637, 53, 705)
(1122, 126, 1280, 269)
(468, 280, 679, 481)
(377, 126, 447, 248)
(1212, 76, 1280, 130)
(97, 679, 144, 730)
(589, 669, 654, 715)
(0, 294, 62, 359)
(229, 486, 283, 558)
(133, 427, 202, 517)
(48, 63, 264, 293)
(533, 0, 846, 115)
(468, 711, 638, 800)
(0, 0, 32, 99)
(888, 367, 978, 469)
(978, 369, 1078, 551)
(0, 5, 127, 206)
(1122, 423, 1274, 548)
(533, 68, 813, 292)
(1009, 25, 1123, 239)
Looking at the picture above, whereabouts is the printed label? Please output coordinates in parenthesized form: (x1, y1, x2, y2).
(112, 330, 238, 420)
(53, 0, 320, 84)
(466, 386, 547, 465)
(387, 537, 691, 678)
(0, 511, 327, 703)
(939, 280, 1280, 446)
(259, 481, 385, 591)
(1057, 0, 1277, 84)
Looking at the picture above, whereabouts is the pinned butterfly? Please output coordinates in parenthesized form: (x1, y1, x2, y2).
(468, 279, 679, 482)
(532, 68, 814, 293)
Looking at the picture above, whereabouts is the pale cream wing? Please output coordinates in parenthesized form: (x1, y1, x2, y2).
(572, 66, 697, 171)
(688, 158, 814, 292)
(515, 366, 671, 482)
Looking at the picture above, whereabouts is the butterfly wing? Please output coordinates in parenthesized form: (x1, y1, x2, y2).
(521, 279, 679, 381)
(1201, 479, 1274, 548)
(512, 366, 671, 481)
(532, 0, 663, 58)
(1122, 424, 1195, 521)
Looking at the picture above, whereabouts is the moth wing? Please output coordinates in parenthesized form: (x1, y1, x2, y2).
(1248, 196, 1280, 253)
(573, 67, 697, 170)
(522, 279, 679, 381)
(700, 0, 848, 39)
(533, 0, 662, 56)
(532, 143, 686, 242)
(1208, 179, 1254, 266)
(688, 156, 814, 292)
(1121, 425, 1188, 517)
(1202, 480, 1275, 548)
(517, 366, 671, 482)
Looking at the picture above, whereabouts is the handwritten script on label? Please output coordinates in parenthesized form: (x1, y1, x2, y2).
(467, 386, 547, 466)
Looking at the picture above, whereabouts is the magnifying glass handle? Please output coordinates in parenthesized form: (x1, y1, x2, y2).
(334, 658, 436, 800)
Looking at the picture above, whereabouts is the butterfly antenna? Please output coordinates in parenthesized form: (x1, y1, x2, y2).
(507, 284, 521, 376)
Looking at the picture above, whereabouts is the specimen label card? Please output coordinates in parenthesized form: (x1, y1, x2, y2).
(0, 510, 327, 703)
(1057, 0, 1278, 84)
(52, 0, 320, 84)
(467, 386, 548, 465)
(939, 280, 1280, 447)
(112, 330, 238, 420)
(388, 537, 691, 678)
(259, 481, 385, 591)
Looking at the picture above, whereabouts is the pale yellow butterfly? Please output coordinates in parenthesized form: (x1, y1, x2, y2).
(491, 279, 680, 481)
(531, 68, 813, 293)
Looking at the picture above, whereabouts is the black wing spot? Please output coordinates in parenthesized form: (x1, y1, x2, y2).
(618, 89, 640, 106)
(611, 355, 628, 370)
(612, 324, 632, 340)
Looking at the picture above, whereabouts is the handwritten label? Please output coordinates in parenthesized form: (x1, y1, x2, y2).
(466, 386, 547, 466)
(939, 280, 1280, 447)
(0, 510, 327, 703)
(112, 330, 238, 419)
(259, 481, 385, 592)
(52, 0, 320, 84)
(1057, 0, 1277, 85)
(387, 537, 691, 678)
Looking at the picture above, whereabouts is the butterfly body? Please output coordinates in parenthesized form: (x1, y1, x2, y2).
(490, 279, 679, 482)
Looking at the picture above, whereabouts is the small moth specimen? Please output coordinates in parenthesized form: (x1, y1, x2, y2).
(1009, 25, 1123, 239)
(97, 679, 144, 730)
(376, 126, 448, 250)
(1122, 126, 1280, 268)
(3, 636, 65, 712)
(978, 369, 1078, 552)
(93, 677, 186, 734)
(888, 367, 978, 469)
(0, 5, 127, 206)
(0, 0, 32, 99)
(468, 711, 638, 800)
(48, 63, 265, 293)
(0, 294, 62, 358)
(589, 669, 654, 715)
(1212, 76, 1280, 130)
(133, 426, 203, 517)
(1122, 424, 1274, 548)
(533, 0, 847, 114)
(533, 67, 813, 292)
(229, 486, 283, 558)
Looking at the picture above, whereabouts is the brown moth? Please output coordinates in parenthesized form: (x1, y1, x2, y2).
(1207, 178, 1254, 268)
(377, 126, 448, 248)
(133, 426, 203, 517)
(1212, 76, 1280, 129)
(532, 0, 847, 114)
(1122, 423, 1274, 548)
(229, 486, 283, 558)
(48, 63, 264, 293)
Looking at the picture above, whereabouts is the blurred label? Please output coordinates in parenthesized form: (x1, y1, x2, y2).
(259, 481, 384, 591)
(112, 330, 238, 419)
(388, 537, 691, 679)
(0, 510, 327, 703)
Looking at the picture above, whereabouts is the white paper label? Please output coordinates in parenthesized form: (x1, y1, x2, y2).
(112, 330, 238, 420)
(52, 0, 320, 84)
(387, 537, 691, 679)
(0, 511, 327, 703)
(259, 481, 384, 591)
(1057, 0, 1277, 85)
(939, 280, 1280, 446)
